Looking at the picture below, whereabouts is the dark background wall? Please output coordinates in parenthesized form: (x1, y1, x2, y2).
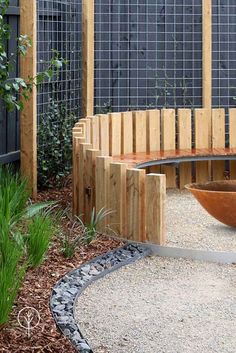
(0, 0, 20, 164)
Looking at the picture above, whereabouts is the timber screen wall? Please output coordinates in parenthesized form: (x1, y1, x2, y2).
(94, 1, 203, 113)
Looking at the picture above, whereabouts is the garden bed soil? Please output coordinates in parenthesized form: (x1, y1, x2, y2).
(0, 180, 122, 353)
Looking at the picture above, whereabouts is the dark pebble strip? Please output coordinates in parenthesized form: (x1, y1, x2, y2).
(50, 243, 151, 352)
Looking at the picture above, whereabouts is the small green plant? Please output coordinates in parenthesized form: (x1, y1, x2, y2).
(62, 207, 114, 258)
(38, 99, 78, 188)
(95, 100, 113, 114)
(0, 219, 26, 326)
(0, 167, 57, 326)
(27, 214, 56, 268)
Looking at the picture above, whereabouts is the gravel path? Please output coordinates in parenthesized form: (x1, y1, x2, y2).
(166, 189, 236, 252)
(75, 256, 236, 353)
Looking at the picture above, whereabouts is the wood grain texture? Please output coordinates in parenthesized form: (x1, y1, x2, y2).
(147, 110, 160, 152)
(145, 174, 166, 245)
(79, 118, 91, 143)
(108, 163, 127, 236)
(178, 109, 192, 188)
(78, 143, 92, 219)
(109, 112, 122, 156)
(99, 114, 109, 155)
(89, 116, 100, 150)
(84, 149, 100, 223)
(194, 109, 210, 183)
(121, 111, 133, 154)
(82, 0, 94, 116)
(161, 109, 176, 188)
(72, 136, 85, 215)
(20, 0, 37, 197)
(202, 0, 212, 110)
(95, 156, 112, 232)
(229, 108, 236, 179)
(212, 109, 225, 180)
(127, 168, 146, 242)
(133, 111, 147, 153)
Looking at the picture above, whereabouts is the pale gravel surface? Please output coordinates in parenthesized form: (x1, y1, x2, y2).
(75, 256, 236, 353)
(166, 189, 236, 252)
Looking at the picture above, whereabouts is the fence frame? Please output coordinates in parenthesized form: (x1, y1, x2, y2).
(17, 0, 221, 196)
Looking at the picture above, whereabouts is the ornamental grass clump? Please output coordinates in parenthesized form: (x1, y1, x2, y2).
(0, 167, 57, 326)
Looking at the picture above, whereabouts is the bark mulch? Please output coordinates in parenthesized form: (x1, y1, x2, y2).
(0, 181, 122, 353)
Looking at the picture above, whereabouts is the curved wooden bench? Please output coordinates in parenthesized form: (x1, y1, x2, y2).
(72, 108, 236, 246)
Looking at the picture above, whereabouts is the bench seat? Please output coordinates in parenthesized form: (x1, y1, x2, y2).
(113, 148, 236, 169)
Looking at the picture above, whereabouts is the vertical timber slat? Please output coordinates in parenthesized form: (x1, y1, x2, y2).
(121, 111, 133, 154)
(84, 149, 100, 223)
(96, 156, 112, 232)
(108, 163, 127, 236)
(145, 174, 166, 245)
(72, 136, 85, 215)
(127, 169, 146, 242)
(99, 114, 109, 155)
(89, 116, 100, 150)
(161, 109, 176, 188)
(20, 0, 37, 197)
(178, 109, 192, 188)
(109, 112, 122, 156)
(212, 109, 225, 180)
(229, 109, 236, 179)
(195, 109, 210, 183)
(78, 143, 92, 219)
(82, 0, 94, 117)
(202, 0, 212, 112)
(147, 110, 160, 152)
(133, 111, 147, 153)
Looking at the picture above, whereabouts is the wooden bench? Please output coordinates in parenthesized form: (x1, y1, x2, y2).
(72, 108, 236, 246)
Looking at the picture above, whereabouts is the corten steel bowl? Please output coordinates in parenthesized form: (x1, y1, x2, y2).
(185, 180, 236, 228)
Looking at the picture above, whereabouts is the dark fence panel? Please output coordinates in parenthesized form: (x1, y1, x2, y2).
(94, 1, 202, 113)
(0, 0, 20, 164)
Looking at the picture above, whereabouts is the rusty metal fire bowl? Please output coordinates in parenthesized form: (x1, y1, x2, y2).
(185, 180, 236, 228)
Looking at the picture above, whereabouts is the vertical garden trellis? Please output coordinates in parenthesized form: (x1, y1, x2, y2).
(19, 0, 236, 195)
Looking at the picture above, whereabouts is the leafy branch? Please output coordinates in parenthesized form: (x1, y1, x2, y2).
(0, 0, 66, 112)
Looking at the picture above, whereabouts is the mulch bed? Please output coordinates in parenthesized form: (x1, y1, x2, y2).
(0, 180, 122, 353)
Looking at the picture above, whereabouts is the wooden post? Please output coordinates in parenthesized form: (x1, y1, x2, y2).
(146, 110, 160, 152)
(108, 163, 127, 236)
(20, 0, 37, 197)
(127, 168, 146, 242)
(99, 114, 109, 155)
(84, 149, 100, 223)
(121, 112, 133, 154)
(78, 143, 92, 218)
(95, 156, 112, 232)
(161, 109, 176, 188)
(145, 174, 166, 245)
(82, 0, 94, 117)
(229, 109, 236, 179)
(212, 109, 225, 180)
(109, 113, 122, 156)
(178, 109, 192, 189)
(133, 111, 147, 153)
(202, 0, 212, 111)
(195, 109, 210, 183)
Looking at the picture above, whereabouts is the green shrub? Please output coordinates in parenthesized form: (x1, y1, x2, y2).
(38, 100, 78, 188)
(27, 214, 55, 268)
(0, 167, 57, 326)
(0, 219, 26, 326)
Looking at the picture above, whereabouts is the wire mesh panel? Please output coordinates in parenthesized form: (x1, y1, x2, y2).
(36, 0, 82, 184)
(94, 0, 202, 113)
(212, 0, 236, 143)
(37, 0, 82, 142)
